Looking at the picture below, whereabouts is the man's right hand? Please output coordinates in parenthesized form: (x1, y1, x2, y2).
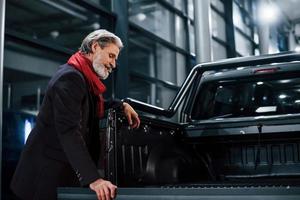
(89, 178, 117, 200)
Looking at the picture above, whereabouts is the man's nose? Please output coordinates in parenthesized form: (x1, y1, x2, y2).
(110, 60, 116, 68)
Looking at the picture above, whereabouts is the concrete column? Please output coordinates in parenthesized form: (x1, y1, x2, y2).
(112, 0, 129, 99)
(194, 0, 212, 63)
(258, 25, 270, 54)
(0, 0, 6, 196)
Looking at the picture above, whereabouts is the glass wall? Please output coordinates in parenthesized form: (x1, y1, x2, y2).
(210, 0, 227, 60)
(128, 0, 194, 121)
(128, 0, 188, 50)
(232, 0, 256, 56)
(232, 0, 290, 56)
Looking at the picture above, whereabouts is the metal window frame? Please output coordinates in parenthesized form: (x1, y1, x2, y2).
(129, 22, 192, 57)
(130, 72, 180, 90)
(0, 0, 5, 196)
(232, 0, 257, 55)
(157, 0, 189, 19)
(5, 0, 117, 52)
(128, 23, 191, 90)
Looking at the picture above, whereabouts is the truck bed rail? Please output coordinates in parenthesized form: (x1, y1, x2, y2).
(58, 186, 300, 200)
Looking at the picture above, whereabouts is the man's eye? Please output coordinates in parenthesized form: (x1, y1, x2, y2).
(109, 54, 114, 58)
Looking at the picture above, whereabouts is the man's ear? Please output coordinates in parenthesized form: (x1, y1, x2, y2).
(91, 42, 98, 53)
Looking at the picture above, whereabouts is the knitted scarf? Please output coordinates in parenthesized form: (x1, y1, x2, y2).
(67, 51, 106, 118)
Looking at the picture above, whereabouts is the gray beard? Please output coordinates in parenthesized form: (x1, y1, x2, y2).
(92, 63, 109, 80)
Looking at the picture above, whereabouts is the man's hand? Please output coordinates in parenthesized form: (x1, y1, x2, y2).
(89, 178, 117, 200)
(123, 102, 140, 129)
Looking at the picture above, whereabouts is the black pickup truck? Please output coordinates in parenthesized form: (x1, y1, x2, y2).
(59, 52, 300, 199)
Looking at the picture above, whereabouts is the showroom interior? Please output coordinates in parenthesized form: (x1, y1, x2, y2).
(1, 0, 300, 199)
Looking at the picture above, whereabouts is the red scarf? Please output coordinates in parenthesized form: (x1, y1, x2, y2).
(67, 51, 106, 118)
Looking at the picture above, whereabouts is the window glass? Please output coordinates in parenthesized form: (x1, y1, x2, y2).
(212, 40, 227, 61)
(6, 0, 113, 51)
(192, 75, 300, 120)
(166, 0, 187, 13)
(129, 76, 152, 104)
(188, 0, 194, 20)
(188, 22, 195, 55)
(4, 41, 66, 111)
(244, 0, 252, 12)
(176, 52, 187, 86)
(175, 15, 187, 49)
(269, 27, 280, 54)
(211, 10, 226, 42)
(235, 30, 252, 56)
(211, 0, 225, 13)
(233, 3, 251, 36)
(88, 0, 112, 10)
(128, 74, 179, 122)
(128, 29, 179, 107)
(129, 0, 187, 50)
(156, 43, 176, 84)
(156, 84, 178, 108)
(129, 1, 175, 44)
(128, 32, 155, 77)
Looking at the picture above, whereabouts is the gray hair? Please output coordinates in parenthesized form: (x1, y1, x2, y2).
(79, 29, 123, 54)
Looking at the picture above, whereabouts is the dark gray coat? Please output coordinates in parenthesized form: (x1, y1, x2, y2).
(11, 64, 106, 200)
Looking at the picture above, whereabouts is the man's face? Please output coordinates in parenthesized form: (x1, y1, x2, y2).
(91, 42, 120, 80)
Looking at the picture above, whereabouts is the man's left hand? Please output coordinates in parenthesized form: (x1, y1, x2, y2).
(123, 102, 140, 129)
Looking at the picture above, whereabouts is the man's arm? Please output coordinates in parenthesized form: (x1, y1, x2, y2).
(122, 102, 140, 129)
(52, 73, 100, 185)
(104, 99, 140, 129)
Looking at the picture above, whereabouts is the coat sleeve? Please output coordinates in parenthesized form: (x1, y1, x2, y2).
(104, 98, 123, 110)
(51, 72, 100, 186)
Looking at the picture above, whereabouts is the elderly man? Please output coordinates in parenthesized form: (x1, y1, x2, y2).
(11, 29, 140, 200)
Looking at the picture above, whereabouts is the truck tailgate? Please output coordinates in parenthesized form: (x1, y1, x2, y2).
(58, 186, 300, 200)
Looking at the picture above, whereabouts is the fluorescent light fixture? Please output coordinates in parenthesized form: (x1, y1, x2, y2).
(255, 106, 277, 113)
(257, 81, 264, 85)
(280, 80, 291, 83)
(279, 94, 287, 99)
(258, 2, 279, 24)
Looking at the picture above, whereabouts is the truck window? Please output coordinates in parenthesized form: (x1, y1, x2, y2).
(191, 76, 300, 120)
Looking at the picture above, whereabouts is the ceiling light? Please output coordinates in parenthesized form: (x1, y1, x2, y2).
(279, 94, 287, 99)
(295, 45, 300, 52)
(258, 2, 279, 24)
(279, 80, 291, 83)
(136, 13, 146, 21)
(92, 22, 100, 30)
(50, 31, 59, 39)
